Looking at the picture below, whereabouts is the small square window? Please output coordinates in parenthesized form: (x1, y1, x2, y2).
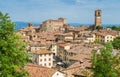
(49, 63, 51, 66)
(49, 58, 51, 61)
(44, 63, 46, 66)
(57, 73, 59, 76)
(44, 54, 46, 56)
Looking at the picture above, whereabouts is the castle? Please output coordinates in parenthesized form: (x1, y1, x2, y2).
(40, 18, 66, 32)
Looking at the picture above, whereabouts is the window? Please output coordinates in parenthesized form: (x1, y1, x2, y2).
(57, 73, 59, 76)
(35, 47, 37, 50)
(44, 58, 46, 61)
(40, 59, 42, 61)
(44, 63, 46, 66)
(49, 63, 51, 66)
(49, 58, 51, 61)
(39, 54, 42, 57)
(49, 53, 51, 56)
(44, 54, 46, 56)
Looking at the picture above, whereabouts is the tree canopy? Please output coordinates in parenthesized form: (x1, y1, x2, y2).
(0, 12, 29, 77)
(112, 36, 120, 50)
(107, 26, 120, 31)
(95, 26, 103, 30)
(91, 42, 120, 77)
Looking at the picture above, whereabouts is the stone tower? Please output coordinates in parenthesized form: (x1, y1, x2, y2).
(94, 10, 102, 29)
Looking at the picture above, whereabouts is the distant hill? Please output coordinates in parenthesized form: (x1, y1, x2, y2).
(68, 23, 93, 26)
(14, 21, 120, 30)
(14, 22, 93, 30)
(14, 21, 40, 30)
(14, 22, 28, 30)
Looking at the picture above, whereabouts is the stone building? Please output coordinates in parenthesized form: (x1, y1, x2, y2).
(56, 32, 74, 42)
(40, 18, 66, 32)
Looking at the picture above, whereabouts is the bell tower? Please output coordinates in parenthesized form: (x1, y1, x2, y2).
(94, 10, 102, 29)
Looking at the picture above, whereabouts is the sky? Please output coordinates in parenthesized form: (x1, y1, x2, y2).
(0, 0, 120, 24)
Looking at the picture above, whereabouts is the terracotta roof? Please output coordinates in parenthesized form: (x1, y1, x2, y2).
(72, 69, 85, 76)
(58, 43, 72, 48)
(46, 36, 55, 41)
(63, 66, 85, 77)
(82, 60, 91, 68)
(59, 43, 68, 47)
(69, 53, 91, 61)
(53, 31, 61, 35)
(94, 32, 107, 36)
(63, 60, 91, 77)
(68, 45, 92, 53)
(30, 42, 46, 47)
(75, 26, 89, 31)
(67, 62, 81, 69)
(64, 32, 73, 36)
(24, 64, 56, 77)
(32, 49, 53, 54)
(94, 29, 118, 36)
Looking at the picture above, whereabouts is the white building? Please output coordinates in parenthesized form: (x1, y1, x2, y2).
(50, 44, 58, 56)
(104, 35, 115, 43)
(32, 49, 54, 68)
(84, 34, 96, 43)
(52, 71, 66, 77)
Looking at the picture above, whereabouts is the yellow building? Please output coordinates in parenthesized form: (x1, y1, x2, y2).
(95, 31, 115, 43)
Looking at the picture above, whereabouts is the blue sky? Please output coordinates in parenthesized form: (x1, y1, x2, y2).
(0, 0, 120, 24)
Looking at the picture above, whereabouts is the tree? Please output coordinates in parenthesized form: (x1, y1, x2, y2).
(107, 26, 120, 31)
(94, 40, 102, 44)
(91, 42, 120, 77)
(0, 12, 29, 77)
(112, 36, 120, 49)
(96, 26, 103, 30)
